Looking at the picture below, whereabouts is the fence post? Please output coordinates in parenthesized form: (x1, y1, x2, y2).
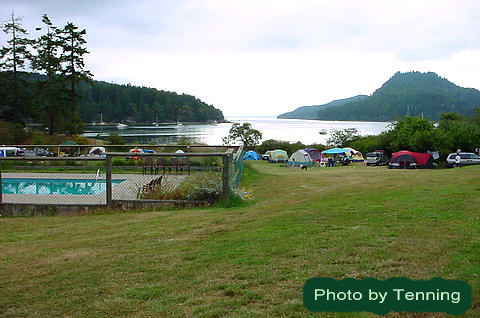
(106, 155, 112, 206)
(0, 160, 2, 204)
(222, 154, 231, 198)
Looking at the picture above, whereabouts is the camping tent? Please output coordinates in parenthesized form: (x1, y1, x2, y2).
(58, 141, 80, 157)
(343, 147, 365, 162)
(243, 150, 261, 160)
(322, 148, 349, 154)
(0, 147, 20, 157)
(288, 150, 313, 166)
(142, 149, 157, 154)
(305, 148, 325, 162)
(88, 146, 106, 156)
(389, 150, 434, 169)
(269, 149, 288, 163)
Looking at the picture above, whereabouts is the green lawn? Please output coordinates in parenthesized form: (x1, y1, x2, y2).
(1, 161, 479, 317)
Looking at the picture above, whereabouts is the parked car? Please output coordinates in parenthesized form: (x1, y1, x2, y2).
(366, 150, 389, 166)
(18, 148, 35, 157)
(446, 152, 480, 168)
(262, 151, 271, 160)
(34, 148, 55, 157)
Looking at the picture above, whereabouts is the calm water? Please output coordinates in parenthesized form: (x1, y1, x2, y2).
(82, 117, 391, 145)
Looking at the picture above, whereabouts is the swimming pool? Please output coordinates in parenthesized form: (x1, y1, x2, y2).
(2, 178, 124, 195)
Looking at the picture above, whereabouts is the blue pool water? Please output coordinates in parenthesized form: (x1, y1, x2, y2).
(2, 178, 124, 195)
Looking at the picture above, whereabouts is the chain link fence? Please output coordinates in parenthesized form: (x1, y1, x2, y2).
(0, 145, 243, 213)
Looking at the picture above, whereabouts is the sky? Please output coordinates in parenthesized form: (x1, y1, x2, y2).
(1, 0, 480, 117)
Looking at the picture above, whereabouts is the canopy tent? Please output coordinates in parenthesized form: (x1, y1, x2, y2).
(288, 150, 313, 166)
(389, 150, 434, 169)
(322, 148, 349, 154)
(305, 148, 325, 162)
(269, 149, 288, 163)
(243, 150, 261, 160)
(343, 147, 365, 162)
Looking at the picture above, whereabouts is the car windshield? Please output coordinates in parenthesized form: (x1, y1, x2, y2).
(366, 153, 377, 157)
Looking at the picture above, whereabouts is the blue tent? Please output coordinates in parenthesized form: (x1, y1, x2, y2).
(243, 150, 261, 160)
(322, 148, 349, 154)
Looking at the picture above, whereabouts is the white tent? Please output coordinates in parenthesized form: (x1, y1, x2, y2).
(88, 146, 106, 156)
(288, 149, 313, 166)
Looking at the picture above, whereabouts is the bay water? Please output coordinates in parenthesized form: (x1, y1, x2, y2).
(82, 117, 391, 145)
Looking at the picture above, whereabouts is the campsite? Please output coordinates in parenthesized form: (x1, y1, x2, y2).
(1, 160, 479, 317)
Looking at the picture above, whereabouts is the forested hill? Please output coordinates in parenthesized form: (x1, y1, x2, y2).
(277, 95, 367, 119)
(76, 80, 224, 123)
(0, 72, 224, 123)
(278, 71, 480, 121)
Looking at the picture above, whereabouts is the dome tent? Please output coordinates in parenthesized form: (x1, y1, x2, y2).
(343, 147, 365, 162)
(305, 148, 325, 162)
(243, 150, 261, 160)
(88, 146, 106, 157)
(269, 149, 288, 163)
(288, 150, 313, 166)
(389, 150, 434, 169)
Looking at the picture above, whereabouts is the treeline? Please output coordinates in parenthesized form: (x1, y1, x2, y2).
(76, 80, 224, 123)
(0, 12, 224, 135)
(315, 72, 480, 121)
(254, 111, 480, 161)
(277, 95, 367, 119)
(349, 112, 480, 159)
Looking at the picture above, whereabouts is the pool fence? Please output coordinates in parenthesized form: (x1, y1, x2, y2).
(0, 144, 243, 216)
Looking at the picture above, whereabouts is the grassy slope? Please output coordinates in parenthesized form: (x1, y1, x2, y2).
(1, 162, 479, 317)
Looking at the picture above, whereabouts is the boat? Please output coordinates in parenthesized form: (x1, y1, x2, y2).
(116, 123, 128, 129)
(318, 129, 327, 135)
(176, 121, 183, 127)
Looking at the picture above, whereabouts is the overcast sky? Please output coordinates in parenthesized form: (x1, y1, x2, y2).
(1, 0, 480, 117)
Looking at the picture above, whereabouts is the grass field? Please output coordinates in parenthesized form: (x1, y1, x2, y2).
(1, 161, 479, 317)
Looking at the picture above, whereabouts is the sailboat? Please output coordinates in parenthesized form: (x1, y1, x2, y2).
(152, 116, 159, 127)
(99, 113, 105, 125)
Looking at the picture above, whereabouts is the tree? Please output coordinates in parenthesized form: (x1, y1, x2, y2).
(390, 116, 437, 152)
(0, 11, 32, 125)
(31, 14, 64, 134)
(222, 122, 262, 149)
(327, 128, 360, 147)
(58, 22, 92, 134)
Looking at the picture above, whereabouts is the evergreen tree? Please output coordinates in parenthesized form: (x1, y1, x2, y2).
(58, 22, 92, 134)
(31, 14, 64, 134)
(0, 11, 32, 125)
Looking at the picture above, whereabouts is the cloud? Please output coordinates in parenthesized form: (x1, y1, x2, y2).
(1, 0, 480, 116)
